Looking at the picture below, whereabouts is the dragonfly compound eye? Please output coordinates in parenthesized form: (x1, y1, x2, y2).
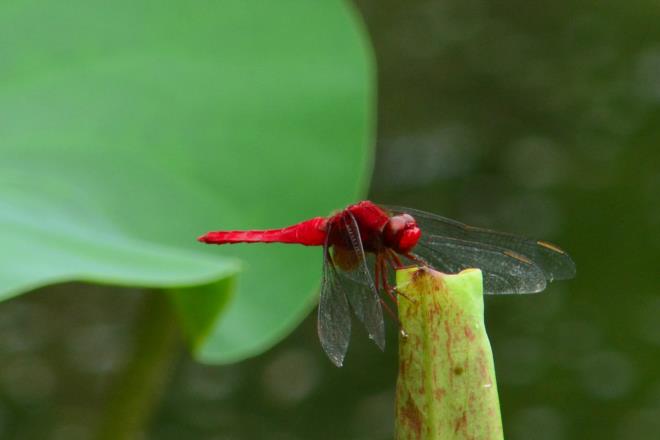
(384, 215, 421, 254)
(398, 225, 421, 253)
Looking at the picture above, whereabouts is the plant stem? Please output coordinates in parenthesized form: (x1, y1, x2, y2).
(96, 290, 180, 440)
(395, 267, 503, 440)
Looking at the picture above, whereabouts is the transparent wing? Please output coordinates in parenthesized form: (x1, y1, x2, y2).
(382, 205, 575, 294)
(318, 223, 352, 367)
(414, 237, 547, 294)
(336, 212, 385, 350)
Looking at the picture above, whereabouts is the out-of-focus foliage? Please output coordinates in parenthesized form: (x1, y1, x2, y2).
(366, 1, 660, 438)
(0, 0, 373, 366)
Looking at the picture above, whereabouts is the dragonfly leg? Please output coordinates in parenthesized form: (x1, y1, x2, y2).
(387, 249, 403, 268)
(376, 253, 410, 332)
(379, 296, 401, 326)
(379, 296, 409, 337)
(404, 252, 429, 266)
(380, 256, 398, 304)
(383, 251, 417, 304)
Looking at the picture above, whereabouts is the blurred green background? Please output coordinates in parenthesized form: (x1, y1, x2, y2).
(2, 0, 660, 439)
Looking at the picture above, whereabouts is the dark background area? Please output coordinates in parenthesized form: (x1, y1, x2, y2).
(2, 1, 660, 438)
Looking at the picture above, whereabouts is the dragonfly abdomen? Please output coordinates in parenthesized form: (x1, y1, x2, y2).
(198, 217, 328, 246)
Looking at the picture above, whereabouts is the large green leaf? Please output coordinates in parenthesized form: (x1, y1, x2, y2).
(0, 1, 374, 363)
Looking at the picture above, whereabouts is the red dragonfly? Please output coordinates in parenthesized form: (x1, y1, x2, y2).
(198, 201, 575, 366)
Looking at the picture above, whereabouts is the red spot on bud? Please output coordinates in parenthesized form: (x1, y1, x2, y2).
(399, 396, 422, 438)
(464, 325, 476, 341)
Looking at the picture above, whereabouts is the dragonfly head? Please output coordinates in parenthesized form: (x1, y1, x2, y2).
(383, 213, 421, 254)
